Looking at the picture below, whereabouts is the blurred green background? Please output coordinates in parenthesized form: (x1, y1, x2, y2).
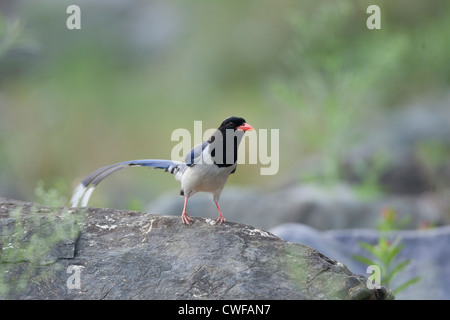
(1, 0, 449, 209)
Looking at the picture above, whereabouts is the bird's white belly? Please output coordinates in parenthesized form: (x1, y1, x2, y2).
(181, 164, 235, 196)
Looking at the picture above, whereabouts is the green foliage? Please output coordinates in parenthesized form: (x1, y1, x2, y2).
(415, 140, 450, 191)
(269, 1, 380, 188)
(376, 208, 411, 232)
(353, 208, 420, 295)
(34, 180, 67, 208)
(351, 152, 390, 200)
(270, 0, 450, 196)
(0, 15, 22, 58)
(0, 182, 82, 298)
(415, 140, 450, 169)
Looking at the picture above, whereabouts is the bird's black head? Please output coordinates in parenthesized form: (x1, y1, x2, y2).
(208, 116, 254, 166)
(219, 116, 253, 132)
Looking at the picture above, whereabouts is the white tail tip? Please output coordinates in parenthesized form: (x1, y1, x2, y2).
(70, 184, 95, 207)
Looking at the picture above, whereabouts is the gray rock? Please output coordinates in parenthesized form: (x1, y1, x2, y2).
(0, 198, 392, 300)
(270, 223, 450, 300)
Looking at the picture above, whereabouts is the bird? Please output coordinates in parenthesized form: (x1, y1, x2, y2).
(70, 116, 254, 225)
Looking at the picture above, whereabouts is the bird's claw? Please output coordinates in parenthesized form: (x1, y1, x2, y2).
(216, 215, 226, 225)
(182, 213, 192, 225)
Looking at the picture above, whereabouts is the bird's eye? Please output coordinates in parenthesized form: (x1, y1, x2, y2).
(228, 122, 234, 126)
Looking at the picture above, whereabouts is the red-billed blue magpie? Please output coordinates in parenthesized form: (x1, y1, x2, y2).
(70, 116, 254, 225)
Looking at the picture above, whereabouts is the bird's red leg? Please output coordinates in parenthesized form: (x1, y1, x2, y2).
(181, 196, 192, 225)
(215, 201, 226, 225)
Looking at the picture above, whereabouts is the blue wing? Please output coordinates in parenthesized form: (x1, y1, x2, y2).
(185, 141, 209, 166)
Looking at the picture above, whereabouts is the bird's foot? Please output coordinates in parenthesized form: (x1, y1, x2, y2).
(181, 212, 192, 225)
(216, 214, 226, 225)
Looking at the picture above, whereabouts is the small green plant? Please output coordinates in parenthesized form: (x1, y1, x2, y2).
(0, 181, 82, 298)
(353, 208, 421, 296)
(376, 207, 411, 232)
(34, 180, 68, 208)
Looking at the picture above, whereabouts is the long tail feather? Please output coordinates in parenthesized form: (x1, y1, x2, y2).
(70, 159, 185, 207)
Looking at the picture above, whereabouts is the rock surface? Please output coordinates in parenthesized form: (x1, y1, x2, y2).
(270, 223, 450, 300)
(0, 198, 392, 300)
